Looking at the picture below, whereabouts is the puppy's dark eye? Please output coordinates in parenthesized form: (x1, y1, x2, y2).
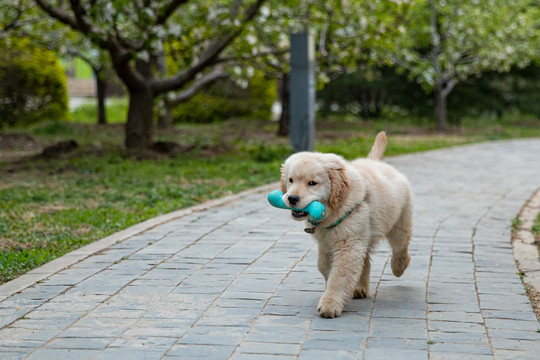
(308, 181, 317, 186)
(289, 178, 293, 183)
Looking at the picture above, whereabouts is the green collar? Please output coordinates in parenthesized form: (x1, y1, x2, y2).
(304, 203, 361, 234)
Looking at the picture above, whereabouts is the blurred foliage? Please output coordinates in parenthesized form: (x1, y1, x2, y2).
(0, 37, 68, 128)
(318, 64, 540, 122)
(385, 0, 539, 91)
(172, 71, 275, 123)
(449, 65, 540, 120)
(2, 0, 538, 133)
(317, 67, 428, 118)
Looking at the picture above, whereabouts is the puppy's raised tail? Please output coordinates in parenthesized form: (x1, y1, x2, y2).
(367, 131, 387, 161)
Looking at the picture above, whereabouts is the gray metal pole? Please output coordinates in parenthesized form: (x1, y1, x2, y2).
(289, 33, 315, 152)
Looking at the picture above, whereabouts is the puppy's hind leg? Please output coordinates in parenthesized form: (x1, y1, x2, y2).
(353, 253, 371, 299)
(387, 201, 413, 277)
(317, 245, 332, 283)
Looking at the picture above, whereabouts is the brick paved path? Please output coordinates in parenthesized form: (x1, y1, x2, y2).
(1, 139, 540, 359)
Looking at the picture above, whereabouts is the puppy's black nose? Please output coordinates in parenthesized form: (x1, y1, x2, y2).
(288, 195, 300, 206)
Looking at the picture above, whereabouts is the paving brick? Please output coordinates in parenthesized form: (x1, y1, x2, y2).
(165, 344, 235, 359)
(244, 325, 308, 343)
(364, 347, 428, 360)
(429, 354, 493, 360)
(95, 348, 166, 360)
(488, 329, 540, 341)
(428, 331, 490, 344)
(429, 343, 492, 355)
(43, 337, 112, 349)
(372, 307, 426, 319)
(369, 318, 427, 339)
(298, 349, 356, 360)
(235, 341, 300, 355)
(491, 338, 540, 351)
(0, 339, 44, 349)
(428, 311, 483, 323)
(178, 326, 249, 346)
(485, 318, 540, 332)
(482, 310, 538, 322)
(26, 348, 102, 360)
(302, 336, 365, 352)
(367, 337, 428, 350)
(428, 320, 487, 333)
(311, 314, 370, 332)
(107, 336, 178, 349)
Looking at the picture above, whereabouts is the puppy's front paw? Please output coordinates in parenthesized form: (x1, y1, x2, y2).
(317, 295, 343, 318)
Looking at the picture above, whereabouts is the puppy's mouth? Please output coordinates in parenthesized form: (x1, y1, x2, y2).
(291, 210, 309, 218)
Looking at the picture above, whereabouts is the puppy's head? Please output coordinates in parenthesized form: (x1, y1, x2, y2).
(280, 152, 350, 221)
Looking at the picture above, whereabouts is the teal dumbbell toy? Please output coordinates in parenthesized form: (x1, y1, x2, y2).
(267, 190, 326, 222)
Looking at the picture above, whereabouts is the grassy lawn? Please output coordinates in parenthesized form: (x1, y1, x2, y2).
(1, 107, 539, 284)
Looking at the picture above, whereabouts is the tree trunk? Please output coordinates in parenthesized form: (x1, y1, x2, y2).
(157, 98, 173, 129)
(95, 68, 107, 125)
(125, 85, 154, 152)
(277, 73, 290, 137)
(124, 60, 155, 153)
(434, 84, 447, 132)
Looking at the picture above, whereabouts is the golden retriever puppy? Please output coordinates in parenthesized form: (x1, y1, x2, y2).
(280, 132, 412, 318)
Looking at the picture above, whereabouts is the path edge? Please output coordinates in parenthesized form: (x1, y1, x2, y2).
(511, 187, 540, 321)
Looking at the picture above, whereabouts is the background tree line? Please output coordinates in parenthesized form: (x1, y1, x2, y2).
(1, 0, 539, 154)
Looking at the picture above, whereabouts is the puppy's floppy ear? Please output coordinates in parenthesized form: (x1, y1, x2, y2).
(280, 163, 287, 193)
(328, 160, 350, 211)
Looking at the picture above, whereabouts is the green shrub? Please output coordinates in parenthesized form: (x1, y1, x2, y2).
(0, 38, 68, 128)
(172, 71, 275, 123)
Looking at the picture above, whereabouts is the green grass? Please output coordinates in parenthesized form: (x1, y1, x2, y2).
(1, 107, 539, 283)
(60, 58, 93, 79)
(68, 98, 128, 124)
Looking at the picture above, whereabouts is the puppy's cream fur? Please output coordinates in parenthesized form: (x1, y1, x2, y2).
(280, 132, 412, 318)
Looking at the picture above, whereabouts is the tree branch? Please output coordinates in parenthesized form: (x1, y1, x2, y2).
(69, 0, 92, 34)
(156, 0, 190, 25)
(152, 0, 266, 94)
(441, 77, 457, 98)
(231, 0, 243, 18)
(35, 0, 79, 29)
(1, 3, 23, 33)
(36, 0, 146, 91)
(167, 65, 228, 106)
(429, 0, 442, 76)
(216, 48, 288, 64)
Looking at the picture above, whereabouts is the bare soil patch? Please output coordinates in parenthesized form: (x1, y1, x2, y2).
(0, 133, 43, 162)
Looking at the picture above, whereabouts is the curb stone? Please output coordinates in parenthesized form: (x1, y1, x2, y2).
(512, 188, 540, 321)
